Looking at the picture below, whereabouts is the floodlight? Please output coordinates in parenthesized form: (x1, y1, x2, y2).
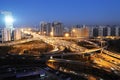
(5, 16, 14, 23)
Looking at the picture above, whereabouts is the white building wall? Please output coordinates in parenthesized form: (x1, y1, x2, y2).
(14, 29, 22, 40)
(53, 22, 64, 37)
(107, 27, 111, 36)
(98, 26, 103, 36)
(89, 27, 93, 37)
(2, 28, 11, 42)
(115, 27, 119, 36)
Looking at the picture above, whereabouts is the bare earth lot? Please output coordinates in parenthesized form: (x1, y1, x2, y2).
(0, 40, 53, 56)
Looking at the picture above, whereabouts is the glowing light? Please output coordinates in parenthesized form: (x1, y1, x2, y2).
(21, 29, 24, 32)
(50, 32, 53, 36)
(65, 33, 69, 37)
(5, 16, 14, 23)
(72, 29, 75, 32)
(44, 31, 46, 34)
(38, 32, 41, 34)
(50, 56, 53, 59)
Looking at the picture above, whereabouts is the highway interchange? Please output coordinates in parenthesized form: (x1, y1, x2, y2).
(0, 29, 120, 80)
(23, 30, 120, 80)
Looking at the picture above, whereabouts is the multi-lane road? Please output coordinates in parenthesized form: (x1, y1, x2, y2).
(1, 30, 120, 79)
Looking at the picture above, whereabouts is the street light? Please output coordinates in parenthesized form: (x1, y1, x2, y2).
(71, 29, 76, 37)
(72, 29, 75, 32)
(38, 32, 41, 35)
(44, 31, 46, 36)
(50, 32, 54, 37)
(65, 33, 69, 37)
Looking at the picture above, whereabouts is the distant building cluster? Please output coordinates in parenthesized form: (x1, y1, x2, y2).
(70, 25, 120, 38)
(1, 11, 120, 43)
(40, 21, 64, 37)
(40, 22, 120, 38)
(89, 25, 120, 38)
(40, 22, 90, 38)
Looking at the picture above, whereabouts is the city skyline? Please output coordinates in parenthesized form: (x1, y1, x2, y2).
(0, 0, 120, 79)
(0, 0, 120, 26)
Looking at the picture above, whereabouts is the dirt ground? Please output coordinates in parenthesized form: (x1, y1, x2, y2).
(0, 40, 53, 56)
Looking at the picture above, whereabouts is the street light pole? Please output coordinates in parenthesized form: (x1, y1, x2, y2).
(100, 37, 104, 54)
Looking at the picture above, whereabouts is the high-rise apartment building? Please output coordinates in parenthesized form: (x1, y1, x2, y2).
(110, 27, 116, 36)
(13, 29, 22, 40)
(40, 22, 51, 36)
(93, 27, 99, 37)
(0, 28, 11, 42)
(52, 22, 64, 37)
(115, 27, 119, 36)
(103, 27, 108, 36)
(90, 25, 120, 37)
(118, 27, 120, 36)
(89, 27, 94, 37)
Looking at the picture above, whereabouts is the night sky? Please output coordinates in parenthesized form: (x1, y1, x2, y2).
(0, 0, 120, 26)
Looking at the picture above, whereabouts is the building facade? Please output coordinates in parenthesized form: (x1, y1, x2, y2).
(0, 28, 11, 42)
(71, 25, 89, 38)
(13, 29, 22, 40)
(90, 25, 120, 37)
(52, 22, 64, 37)
(40, 22, 51, 36)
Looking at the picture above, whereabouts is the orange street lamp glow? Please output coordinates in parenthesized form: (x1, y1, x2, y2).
(44, 31, 46, 34)
(65, 33, 69, 37)
(72, 29, 75, 32)
(50, 32, 54, 36)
